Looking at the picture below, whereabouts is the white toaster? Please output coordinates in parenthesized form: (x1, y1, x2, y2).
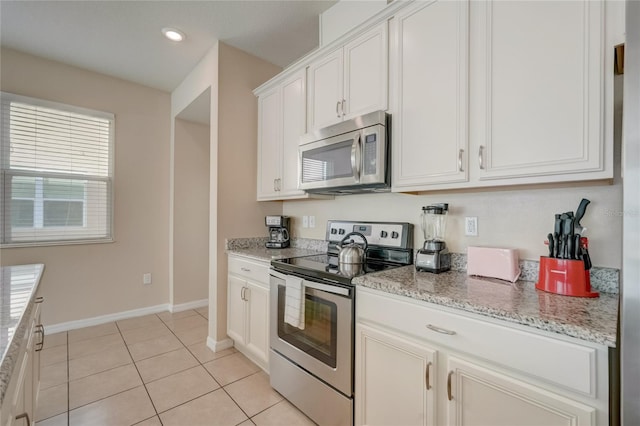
(467, 246, 521, 283)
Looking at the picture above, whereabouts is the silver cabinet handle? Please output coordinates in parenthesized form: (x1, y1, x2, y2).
(273, 179, 277, 192)
(425, 361, 432, 390)
(478, 145, 485, 170)
(277, 178, 281, 191)
(341, 99, 346, 117)
(35, 296, 44, 304)
(15, 413, 31, 426)
(426, 324, 456, 335)
(336, 101, 341, 118)
(35, 324, 45, 352)
(240, 267, 251, 272)
(447, 371, 454, 401)
(241, 287, 246, 301)
(458, 149, 464, 172)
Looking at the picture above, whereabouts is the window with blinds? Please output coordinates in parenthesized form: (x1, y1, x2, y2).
(1, 92, 114, 246)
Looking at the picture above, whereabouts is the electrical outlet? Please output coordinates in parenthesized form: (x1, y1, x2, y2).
(465, 217, 478, 236)
(309, 216, 316, 228)
(303, 216, 309, 228)
(143, 273, 152, 285)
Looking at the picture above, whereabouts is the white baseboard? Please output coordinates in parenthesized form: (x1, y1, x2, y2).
(170, 298, 208, 313)
(207, 336, 234, 352)
(46, 303, 170, 334)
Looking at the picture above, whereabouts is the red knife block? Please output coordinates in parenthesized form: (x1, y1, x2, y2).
(536, 257, 599, 298)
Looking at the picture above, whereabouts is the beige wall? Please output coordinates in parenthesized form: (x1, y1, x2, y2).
(174, 118, 210, 305)
(216, 43, 282, 338)
(0, 48, 171, 326)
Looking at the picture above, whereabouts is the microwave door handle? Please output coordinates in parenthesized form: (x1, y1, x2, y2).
(351, 133, 361, 182)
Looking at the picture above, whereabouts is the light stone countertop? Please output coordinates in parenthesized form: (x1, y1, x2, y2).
(352, 265, 618, 347)
(0, 264, 45, 407)
(226, 237, 327, 262)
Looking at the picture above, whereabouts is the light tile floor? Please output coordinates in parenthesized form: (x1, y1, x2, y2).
(36, 307, 316, 426)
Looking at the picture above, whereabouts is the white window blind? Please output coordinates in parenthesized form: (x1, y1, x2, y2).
(1, 92, 114, 246)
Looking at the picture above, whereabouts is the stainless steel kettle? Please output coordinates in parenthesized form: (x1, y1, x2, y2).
(338, 232, 368, 265)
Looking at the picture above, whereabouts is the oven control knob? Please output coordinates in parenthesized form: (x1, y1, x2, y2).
(331, 229, 337, 235)
(380, 231, 388, 238)
(391, 231, 399, 239)
(339, 229, 346, 235)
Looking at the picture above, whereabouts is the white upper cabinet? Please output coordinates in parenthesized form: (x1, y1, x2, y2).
(257, 87, 282, 199)
(472, 0, 609, 182)
(308, 23, 388, 131)
(391, 0, 469, 190)
(391, 0, 622, 192)
(256, 70, 309, 201)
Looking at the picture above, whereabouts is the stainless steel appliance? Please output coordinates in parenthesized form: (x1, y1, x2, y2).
(415, 203, 451, 273)
(622, 1, 640, 423)
(265, 215, 290, 249)
(298, 111, 390, 195)
(269, 220, 413, 425)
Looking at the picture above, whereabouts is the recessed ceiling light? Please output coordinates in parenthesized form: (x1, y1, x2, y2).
(162, 27, 185, 42)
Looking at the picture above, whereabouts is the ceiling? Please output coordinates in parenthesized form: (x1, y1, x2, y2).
(0, 0, 338, 93)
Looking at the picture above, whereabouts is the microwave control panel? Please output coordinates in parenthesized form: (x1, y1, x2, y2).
(326, 221, 412, 249)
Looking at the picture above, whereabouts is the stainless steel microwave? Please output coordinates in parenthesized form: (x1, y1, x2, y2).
(298, 110, 390, 195)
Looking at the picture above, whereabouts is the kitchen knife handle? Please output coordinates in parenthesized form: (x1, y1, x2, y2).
(575, 198, 591, 226)
(547, 233, 554, 258)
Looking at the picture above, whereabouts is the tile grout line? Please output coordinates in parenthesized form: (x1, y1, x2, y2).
(115, 315, 164, 424)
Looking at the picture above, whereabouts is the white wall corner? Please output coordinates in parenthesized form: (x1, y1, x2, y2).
(169, 298, 209, 313)
(207, 336, 234, 352)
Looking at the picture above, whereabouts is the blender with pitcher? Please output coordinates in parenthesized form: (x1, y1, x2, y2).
(415, 203, 451, 273)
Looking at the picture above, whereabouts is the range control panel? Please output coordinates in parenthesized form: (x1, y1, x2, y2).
(326, 221, 413, 249)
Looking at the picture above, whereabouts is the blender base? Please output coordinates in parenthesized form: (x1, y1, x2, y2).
(415, 249, 451, 273)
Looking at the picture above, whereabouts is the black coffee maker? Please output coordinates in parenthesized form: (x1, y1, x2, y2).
(265, 216, 290, 249)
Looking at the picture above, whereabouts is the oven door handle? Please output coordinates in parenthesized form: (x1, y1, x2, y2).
(270, 270, 351, 297)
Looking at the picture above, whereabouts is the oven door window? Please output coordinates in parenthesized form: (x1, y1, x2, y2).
(277, 286, 338, 368)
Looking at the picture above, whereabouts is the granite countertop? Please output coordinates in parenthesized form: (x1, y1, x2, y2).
(353, 265, 618, 347)
(0, 264, 45, 407)
(226, 237, 327, 262)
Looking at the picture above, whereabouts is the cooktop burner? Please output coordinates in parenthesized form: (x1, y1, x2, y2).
(270, 221, 414, 286)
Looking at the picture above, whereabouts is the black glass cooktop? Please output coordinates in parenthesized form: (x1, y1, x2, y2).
(271, 254, 403, 285)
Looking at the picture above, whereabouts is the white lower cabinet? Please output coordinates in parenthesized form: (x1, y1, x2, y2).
(1, 299, 43, 426)
(355, 287, 607, 426)
(227, 255, 270, 371)
(356, 323, 437, 426)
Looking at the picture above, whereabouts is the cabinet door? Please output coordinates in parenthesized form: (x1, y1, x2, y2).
(446, 356, 595, 426)
(308, 49, 344, 131)
(245, 281, 270, 367)
(472, 0, 605, 180)
(343, 23, 388, 120)
(392, 0, 469, 191)
(280, 71, 307, 196)
(355, 324, 437, 426)
(257, 87, 282, 200)
(227, 274, 247, 346)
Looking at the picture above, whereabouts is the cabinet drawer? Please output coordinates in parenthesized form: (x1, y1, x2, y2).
(357, 287, 597, 396)
(228, 256, 269, 284)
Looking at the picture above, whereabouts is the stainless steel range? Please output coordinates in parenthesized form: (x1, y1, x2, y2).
(269, 220, 414, 426)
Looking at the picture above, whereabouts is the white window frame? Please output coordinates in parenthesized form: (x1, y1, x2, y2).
(1, 92, 115, 247)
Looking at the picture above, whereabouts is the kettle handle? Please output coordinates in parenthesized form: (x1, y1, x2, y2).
(340, 232, 368, 251)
